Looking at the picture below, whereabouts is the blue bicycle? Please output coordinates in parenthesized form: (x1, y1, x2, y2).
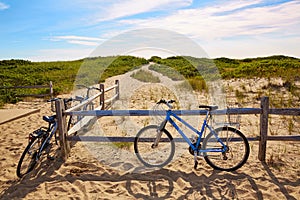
(16, 98, 73, 178)
(134, 99, 250, 171)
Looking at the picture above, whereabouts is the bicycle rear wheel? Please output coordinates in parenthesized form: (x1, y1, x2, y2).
(203, 126, 249, 171)
(134, 125, 175, 168)
(16, 136, 40, 178)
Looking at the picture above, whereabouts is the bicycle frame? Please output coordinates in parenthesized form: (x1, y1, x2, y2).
(37, 119, 58, 158)
(158, 109, 227, 154)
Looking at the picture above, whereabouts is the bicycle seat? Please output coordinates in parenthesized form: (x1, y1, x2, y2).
(199, 105, 218, 111)
(43, 115, 56, 123)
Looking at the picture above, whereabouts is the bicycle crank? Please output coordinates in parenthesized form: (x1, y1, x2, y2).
(188, 142, 201, 156)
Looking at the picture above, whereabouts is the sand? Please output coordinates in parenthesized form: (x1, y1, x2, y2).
(0, 64, 299, 199)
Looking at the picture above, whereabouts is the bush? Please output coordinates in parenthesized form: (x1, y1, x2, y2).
(130, 69, 160, 83)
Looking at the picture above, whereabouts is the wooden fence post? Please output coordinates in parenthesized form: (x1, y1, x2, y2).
(100, 83, 104, 110)
(258, 96, 269, 162)
(115, 80, 119, 100)
(55, 99, 70, 160)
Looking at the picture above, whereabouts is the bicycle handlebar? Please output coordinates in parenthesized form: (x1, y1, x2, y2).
(156, 99, 175, 104)
(47, 98, 75, 112)
(156, 99, 175, 109)
(47, 97, 74, 103)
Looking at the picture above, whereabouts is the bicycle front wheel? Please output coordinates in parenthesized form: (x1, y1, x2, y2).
(16, 137, 40, 178)
(134, 125, 175, 168)
(203, 126, 250, 171)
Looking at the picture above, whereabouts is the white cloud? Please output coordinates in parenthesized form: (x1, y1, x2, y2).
(44, 0, 300, 59)
(119, 0, 300, 41)
(203, 35, 300, 58)
(50, 35, 104, 46)
(0, 2, 9, 10)
(93, 0, 192, 22)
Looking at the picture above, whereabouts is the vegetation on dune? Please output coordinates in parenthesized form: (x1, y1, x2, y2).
(73, 56, 148, 86)
(148, 55, 299, 91)
(149, 63, 184, 81)
(130, 69, 160, 83)
(149, 55, 300, 80)
(148, 56, 210, 91)
(0, 56, 148, 106)
(216, 55, 300, 80)
(0, 54, 299, 106)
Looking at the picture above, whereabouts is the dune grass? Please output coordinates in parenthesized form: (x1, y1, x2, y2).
(130, 69, 160, 83)
(1, 55, 299, 106)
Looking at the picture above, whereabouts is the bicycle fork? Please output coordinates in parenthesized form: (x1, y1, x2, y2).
(152, 119, 168, 148)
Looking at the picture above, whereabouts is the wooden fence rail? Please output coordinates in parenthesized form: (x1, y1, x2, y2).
(55, 80, 119, 159)
(0, 81, 53, 99)
(55, 93, 300, 162)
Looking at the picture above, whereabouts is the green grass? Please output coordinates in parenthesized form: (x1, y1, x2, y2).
(0, 56, 148, 106)
(112, 142, 132, 150)
(148, 56, 209, 92)
(215, 55, 300, 80)
(130, 69, 160, 83)
(150, 55, 300, 80)
(149, 55, 300, 93)
(1, 54, 299, 106)
(149, 64, 184, 81)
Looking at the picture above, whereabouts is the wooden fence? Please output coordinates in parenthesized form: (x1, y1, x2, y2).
(55, 88, 300, 162)
(0, 81, 53, 100)
(55, 80, 119, 158)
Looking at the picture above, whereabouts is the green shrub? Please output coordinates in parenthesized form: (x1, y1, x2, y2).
(130, 69, 160, 83)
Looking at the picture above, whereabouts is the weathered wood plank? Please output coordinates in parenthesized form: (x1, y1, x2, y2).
(104, 84, 117, 92)
(15, 94, 52, 97)
(65, 108, 262, 117)
(65, 91, 103, 113)
(115, 80, 119, 100)
(270, 108, 300, 116)
(258, 97, 269, 162)
(67, 106, 102, 136)
(0, 85, 49, 89)
(55, 99, 70, 160)
(66, 107, 300, 117)
(67, 136, 201, 142)
(66, 135, 298, 142)
(0, 109, 40, 125)
(267, 135, 300, 141)
(100, 84, 105, 110)
(104, 94, 119, 103)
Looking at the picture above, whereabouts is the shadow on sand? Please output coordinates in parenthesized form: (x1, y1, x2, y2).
(1, 149, 299, 200)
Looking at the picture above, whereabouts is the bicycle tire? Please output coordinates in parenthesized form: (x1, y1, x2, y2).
(203, 126, 250, 171)
(16, 136, 40, 178)
(134, 125, 175, 168)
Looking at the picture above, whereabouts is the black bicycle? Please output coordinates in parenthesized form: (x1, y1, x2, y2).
(16, 98, 73, 178)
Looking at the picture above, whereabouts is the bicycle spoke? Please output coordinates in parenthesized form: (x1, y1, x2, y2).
(134, 125, 175, 168)
(203, 127, 249, 171)
(17, 137, 40, 178)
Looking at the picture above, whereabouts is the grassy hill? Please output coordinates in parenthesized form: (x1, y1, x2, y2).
(0, 55, 299, 106)
(149, 55, 300, 80)
(0, 56, 148, 106)
(149, 55, 300, 93)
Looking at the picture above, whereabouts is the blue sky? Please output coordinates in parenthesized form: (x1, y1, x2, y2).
(0, 0, 299, 61)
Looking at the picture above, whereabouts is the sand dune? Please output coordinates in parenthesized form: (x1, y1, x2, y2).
(0, 65, 299, 199)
